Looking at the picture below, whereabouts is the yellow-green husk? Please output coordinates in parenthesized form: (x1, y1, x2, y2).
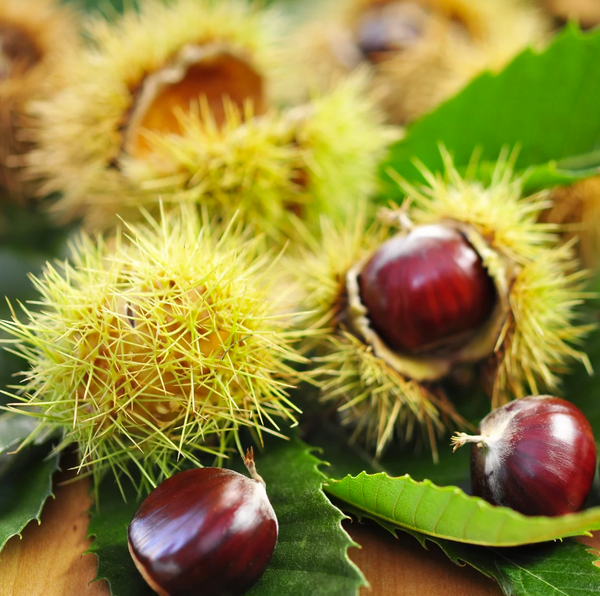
(0, 206, 307, 492)
(28, 0, 395, 237)
(286, 0, 548, 124)
(0, 0, 78, 201)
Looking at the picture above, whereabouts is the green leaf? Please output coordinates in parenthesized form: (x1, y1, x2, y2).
(88, 437, 367, 596)
(0, 444, 60, 553)
(421, 537, 600, 596)
(326, 472, 600, 547)
(471, 158, 600, 196)
(380, 25, 600, 199)
(86, 486, 153, 596)
(0, 413, 39, 456)
(520, 158, 600, 194)
(342, 501, 600, 596)
(318, 425, 600, 595)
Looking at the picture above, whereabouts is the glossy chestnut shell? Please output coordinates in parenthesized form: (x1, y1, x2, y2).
(456, 396, 597, 516)
(358, 224, 496, 353)
(128, 459, 278, 596)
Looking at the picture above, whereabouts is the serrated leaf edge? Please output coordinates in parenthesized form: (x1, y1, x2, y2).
(342, 503, 600, 596)
(407, 530, 600, 596)
(306, 447, 369, 592)
(0, 452, 60, 554)
(85, 442, 370, 596)
(380, 24, 600, 201)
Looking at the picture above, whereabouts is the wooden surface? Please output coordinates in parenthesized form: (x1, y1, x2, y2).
(0, 471, 598, 596)
(0, 473, 106, 596)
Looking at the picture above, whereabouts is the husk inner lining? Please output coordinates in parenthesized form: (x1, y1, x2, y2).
(123, 45, 266, 159)
(0, 23, 41, 79)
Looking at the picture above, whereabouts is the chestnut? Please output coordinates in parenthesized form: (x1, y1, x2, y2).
(452, 396, 597, 516)
(358, 224, 496, 353)
(128, 449, 278, 596)
(356, 2, 430, 59)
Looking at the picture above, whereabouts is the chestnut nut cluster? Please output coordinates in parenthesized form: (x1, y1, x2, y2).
(311, 165, 591, 459)
(354, 223, 598, 518)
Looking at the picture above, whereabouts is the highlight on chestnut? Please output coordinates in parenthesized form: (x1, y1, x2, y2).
(2, 0, 600, 592)
(341, 212, 511, 396)
(285, 0, 548, 125)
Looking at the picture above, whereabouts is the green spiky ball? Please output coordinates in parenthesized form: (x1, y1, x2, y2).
(0, 206, 306, 491)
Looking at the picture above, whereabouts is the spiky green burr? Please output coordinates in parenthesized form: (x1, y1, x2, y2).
(296, 150, 592, 458)
(0, 207, 307, 492)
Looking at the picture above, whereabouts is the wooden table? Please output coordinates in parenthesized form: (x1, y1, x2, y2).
(0, 471, 598, 596)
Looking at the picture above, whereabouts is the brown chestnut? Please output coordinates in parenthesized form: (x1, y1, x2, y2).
(358, 224, 496, 353)
(128, 449, 277, 596)
(452, 396, 597, 516)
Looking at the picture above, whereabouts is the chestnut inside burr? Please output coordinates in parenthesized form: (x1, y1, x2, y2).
(0, 23, 41, 80)
(123, 47, 266, 159)
(356, 1, 431, 59)
(74, 283, 229, 431)
(542, 0, 600, 29)
(354, 0, 476, 62)
(358, 225, 496, 354)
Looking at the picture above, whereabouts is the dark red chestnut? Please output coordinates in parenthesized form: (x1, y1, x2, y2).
(358, 224, 495, 353)
(452, 396, 597, 516)
(128, 449, 278, 596)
